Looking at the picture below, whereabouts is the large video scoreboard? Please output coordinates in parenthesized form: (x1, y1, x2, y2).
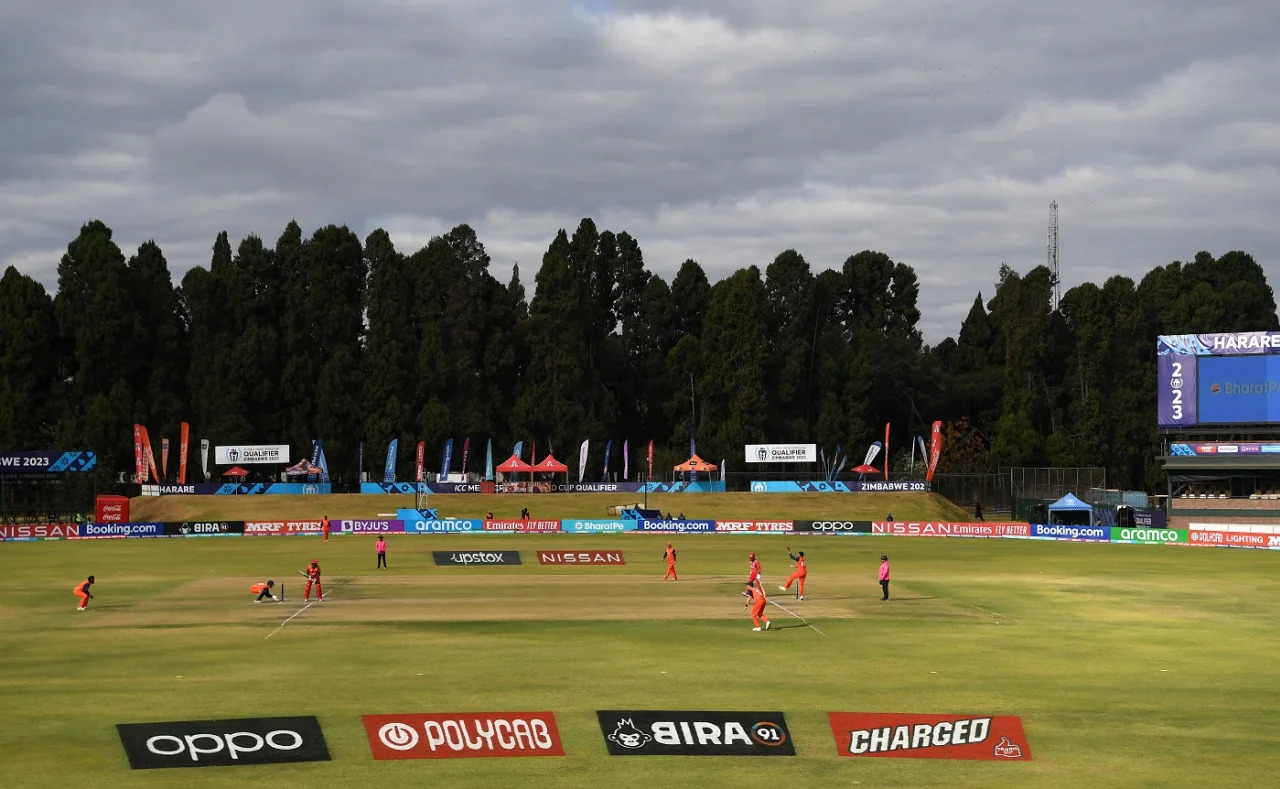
(1159, 332, 1280, 428)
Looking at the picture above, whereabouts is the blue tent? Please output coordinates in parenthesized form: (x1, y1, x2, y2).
(1048, 493, 1094, 526)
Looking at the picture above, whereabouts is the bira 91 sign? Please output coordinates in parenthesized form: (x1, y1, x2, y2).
(537, 550, 626, 565)
(828, 713, 1031, 760)
(362, 712, 565, 759)
(597, 711, 795, 756)
(116, 716, 330, 769)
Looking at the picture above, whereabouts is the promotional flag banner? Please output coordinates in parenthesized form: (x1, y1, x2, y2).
(578, 440, 589, 483)
(602, 439, 613, 482)
(884, 422, 891, 481)
(461, 437, 471, 475)
(647, 440, 654, 480)
(720, 459, 726, 482)
(532, 440, 537, 466)
(909, 435, 918, 473)
(200, 439, 210, 481)
(317, 444, 331, 483)
(383, 439, 399, 483)
(309, 439, 321, 467)
(820, 446, 828, 480)
(623, 439, 630, 481)
(926, 421, 943, 482)
(690, 438, 696, 458)
(485, 439, 494, 481)
(514, 441, 524, 461)
(442, 439, 455, 480)
(359, 441, 364, 481)
(133, 424, 145, 483)
(141, 426, 160, 483)
(415, 441, 425, 482)
(179, 422, 190, 484)
(832, 445, 844, 482)
(161, 438, 170, 480)
(863, 441, 882, 467)
(916, 435, 927, 463)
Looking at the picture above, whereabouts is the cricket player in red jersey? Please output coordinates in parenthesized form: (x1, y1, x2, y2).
(303, 559, 324, 601)
(663, 542, 677, 580)
(73, 575, 94, 611)
(780, 546, 807, 599)
(746, 552, 761, 585)
(743, 578, 771, 631)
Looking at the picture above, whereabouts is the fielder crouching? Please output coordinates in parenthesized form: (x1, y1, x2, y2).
(250, 579, 279, 603)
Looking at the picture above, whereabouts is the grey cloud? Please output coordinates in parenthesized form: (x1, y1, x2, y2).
(1, 0, 1278, 343)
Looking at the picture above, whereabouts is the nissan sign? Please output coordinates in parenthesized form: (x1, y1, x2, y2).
(214, 445, 290, 465)
(744, 444, 817, 463)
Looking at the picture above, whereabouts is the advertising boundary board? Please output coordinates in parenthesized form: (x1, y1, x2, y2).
(537, 550, 627, 565)
(749, 481, 931, 493)
(1109, 527, 1187, 545)
(637, 519, 716, 533)
(793, 520, 873, 534)
(563, 520, 635, 533)
(162, 521, 245, 537)
(116, 716, 330, 769)
(362, 712, 565, 759)
(433, 551, 522, 566)
(77, 522, 164, 539)
(714, 520, 796, 533)
(596, 710, 795, 756)
(828, 713, 1031, 760)
(872, 522, 1030, 537)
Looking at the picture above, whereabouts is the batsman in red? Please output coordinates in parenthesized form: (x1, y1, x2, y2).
(746, 552, 761, 585)
(303, 559, 324, 601)
(780, 546, 807, 599)
(743, 578, 771, 632)
(663, 542, 677, 580)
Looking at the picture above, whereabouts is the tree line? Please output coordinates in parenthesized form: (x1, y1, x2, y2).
(0, 217, 1274, 490)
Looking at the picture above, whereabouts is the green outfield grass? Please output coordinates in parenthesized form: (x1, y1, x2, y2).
(1, 532, 1276, 788)
(128, 491, 973, 523)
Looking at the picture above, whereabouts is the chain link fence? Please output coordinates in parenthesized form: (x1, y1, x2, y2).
(932, 467, 1107, 516)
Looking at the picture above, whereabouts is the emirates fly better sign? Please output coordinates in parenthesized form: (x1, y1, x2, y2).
(744, 444, 817, 463)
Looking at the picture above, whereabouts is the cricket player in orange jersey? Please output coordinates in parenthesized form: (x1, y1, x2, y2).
(73, 576, 94, 611)
(249, 580, 278, 602)
(663, 542, 677, 580)
(743, 578, 771, 631)
(303, 559, 324, 601)
(321, 516, 330, 543)
(746, 552, 761, 585)
(780, 546, 807, 599)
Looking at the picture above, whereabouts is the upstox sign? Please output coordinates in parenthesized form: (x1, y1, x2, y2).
(1110, 527, 1187, 545)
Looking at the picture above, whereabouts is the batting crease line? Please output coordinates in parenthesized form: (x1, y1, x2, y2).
(265, 578, 350, 640)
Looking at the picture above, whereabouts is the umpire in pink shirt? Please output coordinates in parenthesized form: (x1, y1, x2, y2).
(879, 555, 890, 600)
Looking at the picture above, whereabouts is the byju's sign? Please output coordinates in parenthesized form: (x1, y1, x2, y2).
(116, 716, 330, 769)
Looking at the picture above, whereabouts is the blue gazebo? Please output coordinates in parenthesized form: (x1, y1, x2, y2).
(1048, 493, 1094, 526)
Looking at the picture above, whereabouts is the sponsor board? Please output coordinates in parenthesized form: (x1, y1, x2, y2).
(597, 711, 794, 756)
(163, 521, 245, 537)
(829, 713, 1030, 760)
(637, 519, 716, 533)
(714, 520, 795, 533)
(537, 550, 626, 565)
(338, 519, 406, 534)
(1109, 527, 1187, 545)
(744, 444, 817, 463)
(404, 517, 486, 533)
(116, 716, 330, 769)
(1131, 508, 1168, 529)
(1189, 530, 1271, 548)
(563, 519, 636, 533)
(0, 451, 96, 474)
(483, 519, 562, 533)
(244, 521, 324, 535)
(214, 445, 290, 465)
(793, 520, 873, 534)
(433, 551, 522, 566)
(0, 523, 80, 541)
(363, 712, 564, 759)
(76, 522, 164, 539)
(872, 522, 1030, 537)
(1029, 524, 1109, 541)
(749, 480, 930, 493)
(96, 495, 130, 523)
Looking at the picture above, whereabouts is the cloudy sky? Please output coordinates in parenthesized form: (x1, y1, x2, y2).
(2, 0, 1277, 341)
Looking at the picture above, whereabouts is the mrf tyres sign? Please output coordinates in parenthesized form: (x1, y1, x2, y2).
(597, 711, 794, 756)
(828, 713, 1031, 760)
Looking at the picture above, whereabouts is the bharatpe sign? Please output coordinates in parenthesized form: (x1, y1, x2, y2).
(597, 711, 794, 756)
(828, 713, 1031, 761)
(744, 444, 817, 463)
(1029, 524, 1109, 541)
(116, 716, 330, 769)
(80, 522, 164, 538)
(637, 519, 716, 533)
(563, 519, 636, 533)
(363, 712, 564, 759)
(214, 445, 290, 465)
(433, 551, 522, 566)
(1109, 527, 1187, 545)
(794, 520, 873, 534)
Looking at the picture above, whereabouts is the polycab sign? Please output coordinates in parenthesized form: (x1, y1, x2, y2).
(362, 713, 564, 759)
(828, 713, 1031, 760)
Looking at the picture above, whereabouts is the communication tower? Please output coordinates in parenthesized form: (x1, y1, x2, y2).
(1048, 201, 1060, 310)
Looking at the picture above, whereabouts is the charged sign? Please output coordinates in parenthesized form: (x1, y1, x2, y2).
(828, 713, 1030, 761)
